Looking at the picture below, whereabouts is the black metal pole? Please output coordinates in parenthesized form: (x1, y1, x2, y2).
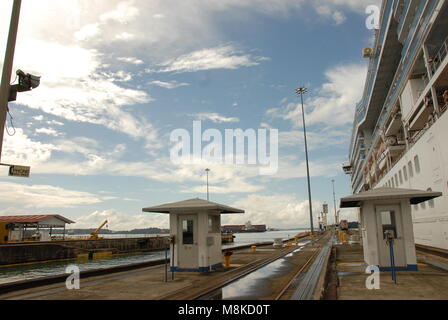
(206, 168, 210, 201)
(298, 89, 314, 234)
(0, 0, 22, 163)
(171, 243, 174, 280)
(332, 179, 338, 225)
(165, 246, 168, 282)
(389, 240, 397, 284)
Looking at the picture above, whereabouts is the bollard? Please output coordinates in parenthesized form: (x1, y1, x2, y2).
(251, 245, 257, 253)
(224, 251, 233, 267)
(273, 238, 283, 249)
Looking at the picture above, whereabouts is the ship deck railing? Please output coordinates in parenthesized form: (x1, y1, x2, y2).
(430, 36, 448, 75)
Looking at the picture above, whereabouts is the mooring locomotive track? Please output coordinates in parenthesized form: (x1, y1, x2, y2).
(158, 231, 332, 300)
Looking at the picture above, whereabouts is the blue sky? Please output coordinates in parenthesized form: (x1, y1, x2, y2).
(0, 0, 380, 230)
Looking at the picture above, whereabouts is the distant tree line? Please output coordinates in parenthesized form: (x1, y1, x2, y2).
(52, 228, 169, 235)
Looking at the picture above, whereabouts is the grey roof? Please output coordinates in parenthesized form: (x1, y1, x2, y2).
(142, 198, 245, 214)
(0, 214, 75, 224)
(340, 187, 442, 208)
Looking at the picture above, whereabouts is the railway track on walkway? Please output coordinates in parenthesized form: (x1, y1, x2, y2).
(158, 232, 332, 300)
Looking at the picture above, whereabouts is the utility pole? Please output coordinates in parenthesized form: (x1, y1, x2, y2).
(332, 179, 338, 225)
(0, 0, 22, 163)
(295, 87, 314, 234)
(205, 168, 210, 201)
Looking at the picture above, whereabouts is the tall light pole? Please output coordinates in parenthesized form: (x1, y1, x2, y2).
(295, 87, 314, 234)
(0, 0, 22, 163)
(332, 179, 338, 225)
(205, 168, 210, 201)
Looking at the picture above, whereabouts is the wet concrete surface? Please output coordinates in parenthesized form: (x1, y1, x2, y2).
(199, 247, 307, 300)
(0, 241, 311, 300)
(335, 244, 448, 300)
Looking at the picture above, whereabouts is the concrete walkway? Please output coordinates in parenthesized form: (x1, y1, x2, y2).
(0, 242, 315, 300)
(335, 244, 448, 300)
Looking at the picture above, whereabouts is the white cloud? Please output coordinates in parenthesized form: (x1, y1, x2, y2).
(157, 45, 269, 73)
(315, 6, 346, 25)
(47, 120, 65, 126)
(195, 112, 240, 123)
(35, 127, 62, 137)
(279, 128, 351, 150)
(117, 57, 144, 65)
(11, 39, 159, 149)
(268, 63, 367, 127)
(149, 80, 190, 89)
(222, 194, 322, 229)
(70, 209, 169, 230)
(74, 23, 101, 41)
(114, 32, 136, 41)
(2, 129, 57, 165)
(274, 156, 342, 180)
(99, 1, 140, 24)
(185, 178, 263, 195)
(0, 181, 104, 208)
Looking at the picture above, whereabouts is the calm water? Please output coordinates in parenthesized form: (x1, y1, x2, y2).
(229, 229, 308, 247)
(0, 229, 307, 284)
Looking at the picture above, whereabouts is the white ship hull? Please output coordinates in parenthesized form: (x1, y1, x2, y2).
(377, 110, 448, 250)
(348, 0, 448, 252)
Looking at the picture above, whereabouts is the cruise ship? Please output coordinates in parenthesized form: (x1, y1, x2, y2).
(345, 0, 448, 251)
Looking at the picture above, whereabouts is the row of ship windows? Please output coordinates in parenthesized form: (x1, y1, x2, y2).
(383, 156, 435, 210)
(384, 155, 421, 188)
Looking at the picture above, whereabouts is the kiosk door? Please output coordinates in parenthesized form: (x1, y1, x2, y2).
(178, 215, 198, 269)
(375, 205, 406, 267)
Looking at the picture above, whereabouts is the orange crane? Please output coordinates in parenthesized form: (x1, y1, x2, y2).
(89, 220, 108, 240)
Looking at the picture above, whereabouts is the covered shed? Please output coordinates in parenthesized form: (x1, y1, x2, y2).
(0, 215, 75, 242)
(340, 187, 442, 271)
(143, 198, 244, 272)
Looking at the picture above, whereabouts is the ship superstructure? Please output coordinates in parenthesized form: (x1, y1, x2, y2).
(347, 0, 448, 250)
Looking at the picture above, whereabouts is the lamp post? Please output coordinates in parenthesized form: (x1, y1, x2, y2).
(0, 0, 22, 163)
(295, 87, 314, 234)
(332, 179, 338, 226)
(205, 168, 210, 201)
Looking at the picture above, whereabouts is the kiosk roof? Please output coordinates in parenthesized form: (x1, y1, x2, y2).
(340, 187, 442, 208)
(142, 198, 245, 214)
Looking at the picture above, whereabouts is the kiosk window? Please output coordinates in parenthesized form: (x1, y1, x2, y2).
(380, 211, 397, 239)
(182, 220, 194, 245)
(208, 215, 220, 233)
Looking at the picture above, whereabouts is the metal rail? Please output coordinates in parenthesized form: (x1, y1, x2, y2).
(159, 233, 329, 300)
(158, 245, 302, 300)
(289, 241, 332, 300)
(274, 246, 320, 300)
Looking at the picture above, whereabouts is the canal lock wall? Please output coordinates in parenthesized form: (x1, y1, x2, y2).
(0, 237, 170, 266)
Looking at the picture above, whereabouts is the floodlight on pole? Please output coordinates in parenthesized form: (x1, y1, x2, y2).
(332, 179, 338, 225)
(205, 168, 210, 201)
(295, 86, 314, 234)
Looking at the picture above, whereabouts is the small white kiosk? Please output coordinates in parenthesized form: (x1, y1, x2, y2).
(143, 198, 244, 272)
(340, 187, 442, 271)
